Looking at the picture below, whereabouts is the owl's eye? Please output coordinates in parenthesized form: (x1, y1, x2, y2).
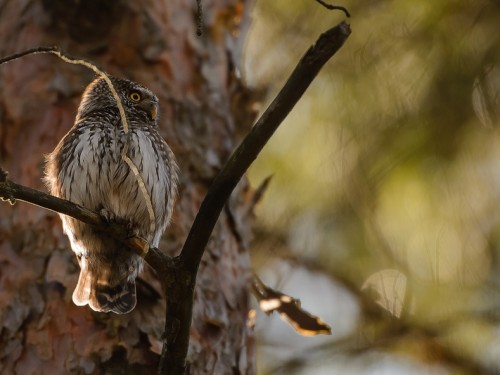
(129, 92, 141, 102)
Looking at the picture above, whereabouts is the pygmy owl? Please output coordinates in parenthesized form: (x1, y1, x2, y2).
(45, 76, 178, 314)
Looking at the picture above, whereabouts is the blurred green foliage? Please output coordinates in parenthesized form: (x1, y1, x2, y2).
(245, 0, 500, 373)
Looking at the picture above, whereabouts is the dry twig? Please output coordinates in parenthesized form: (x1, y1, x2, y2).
(315, 0, 351, 18)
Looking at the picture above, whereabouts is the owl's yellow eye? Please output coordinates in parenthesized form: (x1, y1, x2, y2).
(130, 92, 141, 102)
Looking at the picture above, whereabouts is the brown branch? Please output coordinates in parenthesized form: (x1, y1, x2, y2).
(0, 170, 154, 259)
(0, 46, 59, 64)
(0, 170, 101, 224)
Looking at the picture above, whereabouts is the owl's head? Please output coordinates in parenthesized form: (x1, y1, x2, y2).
(76, 76, 159, 125)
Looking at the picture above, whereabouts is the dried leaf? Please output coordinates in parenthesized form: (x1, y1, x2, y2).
(251, 275, 331, 336)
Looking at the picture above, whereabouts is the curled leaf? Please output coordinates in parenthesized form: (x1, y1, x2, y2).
(251, 274, 331, 336)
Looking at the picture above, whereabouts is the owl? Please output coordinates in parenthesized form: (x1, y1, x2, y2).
(45, 76, 178, 314)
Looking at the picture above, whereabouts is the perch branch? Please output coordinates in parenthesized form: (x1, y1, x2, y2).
(0, 170, 162, 261)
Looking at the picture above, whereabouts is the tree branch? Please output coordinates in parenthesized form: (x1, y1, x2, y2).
(0, 170, 157, 259)
(180, 21, 351, 272)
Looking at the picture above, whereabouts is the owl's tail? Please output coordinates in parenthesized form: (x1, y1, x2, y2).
(72, 262, 137, 314)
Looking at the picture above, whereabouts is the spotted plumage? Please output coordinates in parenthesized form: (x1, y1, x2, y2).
(45, 76, 178, 314)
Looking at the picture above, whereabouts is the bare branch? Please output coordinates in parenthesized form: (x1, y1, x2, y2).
(314, 0, 351, 17)
(180, 21, 351, 274)
(0, 169, 153, 258)
(0, 46, 59, 64)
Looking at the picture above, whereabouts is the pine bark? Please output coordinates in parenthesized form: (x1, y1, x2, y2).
(0, 1, 256, 374)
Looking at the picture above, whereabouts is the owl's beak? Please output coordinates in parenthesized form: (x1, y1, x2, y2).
(138, 99, 158, 121)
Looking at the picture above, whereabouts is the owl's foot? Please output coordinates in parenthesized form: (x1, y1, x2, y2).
(99, 208, 139, 237)
(99, 208, 116, 223)
(126, 226, 142, 240)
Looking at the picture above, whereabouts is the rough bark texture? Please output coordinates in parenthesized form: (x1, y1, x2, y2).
(0, 1, 256, 374)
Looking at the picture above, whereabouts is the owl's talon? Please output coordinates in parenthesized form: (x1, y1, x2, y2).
(100, 209, 137, 237)
(126, 226, 141, 239)
(99, 208, 116, 223)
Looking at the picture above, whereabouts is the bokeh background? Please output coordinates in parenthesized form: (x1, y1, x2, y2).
(243, 1, 500, 374)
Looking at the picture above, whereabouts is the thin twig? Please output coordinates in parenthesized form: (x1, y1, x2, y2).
(196, 0, 203, 36)
(315, 0, 351, 18)
(0, 46, 58, 64)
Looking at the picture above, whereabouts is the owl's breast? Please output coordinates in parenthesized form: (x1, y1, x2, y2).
(106, 128, 171, 243)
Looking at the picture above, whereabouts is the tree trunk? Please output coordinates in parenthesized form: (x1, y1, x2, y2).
(0, 1, 256, 374)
